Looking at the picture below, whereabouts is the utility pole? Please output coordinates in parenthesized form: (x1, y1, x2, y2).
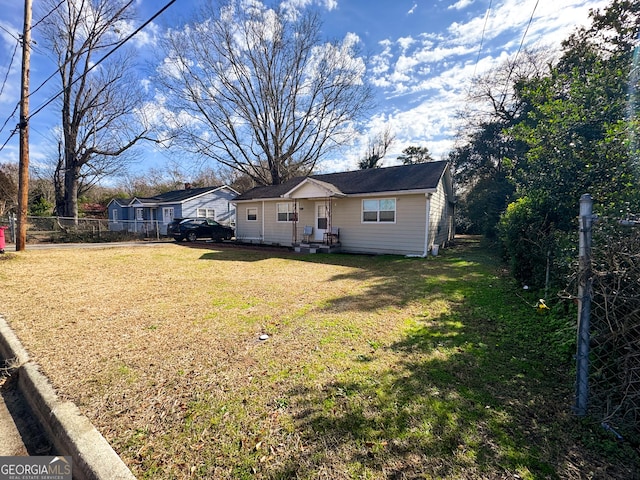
(16, 0, 32, 251)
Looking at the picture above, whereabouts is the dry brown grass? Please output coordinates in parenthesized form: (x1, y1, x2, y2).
(1, 243, 451, 478)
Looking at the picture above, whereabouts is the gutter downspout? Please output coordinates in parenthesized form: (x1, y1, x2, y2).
(261, 201, 265, 243)
(406, 192, 432, 258)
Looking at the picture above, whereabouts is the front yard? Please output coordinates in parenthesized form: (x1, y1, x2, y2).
(0, 239, 636, 478)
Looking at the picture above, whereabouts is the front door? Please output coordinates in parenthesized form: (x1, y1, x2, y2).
(315, 202, 329, 241)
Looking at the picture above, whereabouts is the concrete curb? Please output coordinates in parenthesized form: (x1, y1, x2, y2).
(0, 316, 136, 480)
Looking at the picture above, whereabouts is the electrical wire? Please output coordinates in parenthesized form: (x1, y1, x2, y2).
(0, 23, 19, 41)
(0, 102, 19, 140)
(28, 0, 178, 121)
(30, 0, 66, 32)
(472, 0, 493, 80)
(497, 0, 540, 110)
(0, 0, 177, 156)
(0, 127, 18, 153)
(0, 40, 19, 103)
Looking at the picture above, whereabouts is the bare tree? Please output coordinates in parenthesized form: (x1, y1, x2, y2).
(358, 126, 395, 169)
(458, 47, 553, 131)
(39, 0, 153, 218)
(158, 0, 373, 186)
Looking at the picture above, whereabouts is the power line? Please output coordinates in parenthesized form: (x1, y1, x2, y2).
(472, 0, 493, 79)
(30, 0, 66, 32)
(0, 40, 20, 102)
(29, 0, 178, 121)
(0, 126, 18, 152)
(0, 23, 19, 41)
(0, 103, 20, 139)
(498, 0, 540, 110)
(0, 0, 177, 156)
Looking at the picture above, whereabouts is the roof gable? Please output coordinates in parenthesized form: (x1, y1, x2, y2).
(283, 177, 346, 199)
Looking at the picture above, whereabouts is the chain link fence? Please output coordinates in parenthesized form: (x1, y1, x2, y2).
(573, 196, 639, 442)
(3, 215, 163, 244)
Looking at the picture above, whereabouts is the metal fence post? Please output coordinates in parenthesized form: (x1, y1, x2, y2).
(9, 213, 16, 243)
(574, 193, 594, 416)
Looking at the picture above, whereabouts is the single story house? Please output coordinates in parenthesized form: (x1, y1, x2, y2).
(107, 184, 238, 236)
(233, 161, 455, 256)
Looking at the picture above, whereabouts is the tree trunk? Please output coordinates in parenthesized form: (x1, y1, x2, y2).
(63, 165, 79, 219)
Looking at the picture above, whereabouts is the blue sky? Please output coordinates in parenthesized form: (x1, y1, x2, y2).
(0, 0, 608, 180)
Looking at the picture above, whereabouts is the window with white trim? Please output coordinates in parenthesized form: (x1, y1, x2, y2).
(247, 207, 258, 221)
(362, 198, 396, 223)
(197, 208, 215, 218)
(277, 203, 296, 222)
(112, 209, 118, 221)
(136, 208, 144, 220)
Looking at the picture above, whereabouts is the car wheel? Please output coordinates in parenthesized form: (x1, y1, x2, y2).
(186, 231, 198, 242)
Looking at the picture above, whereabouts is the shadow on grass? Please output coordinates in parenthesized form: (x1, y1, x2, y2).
(257, 239, 639, 479)
(196, 237, 488, 315)
(275, 324, 567, 477)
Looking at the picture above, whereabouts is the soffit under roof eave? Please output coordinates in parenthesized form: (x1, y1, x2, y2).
(345, 188, 438, 198)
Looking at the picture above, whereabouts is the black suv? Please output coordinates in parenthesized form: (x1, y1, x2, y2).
(171, 218, 234, 242)
(166, 218, 189, 237)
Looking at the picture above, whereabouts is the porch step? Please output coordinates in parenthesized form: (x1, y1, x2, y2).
(293, 243, 341, 254)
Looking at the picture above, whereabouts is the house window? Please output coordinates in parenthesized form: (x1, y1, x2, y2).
(277, 203, 296, 222)
(162, 207, 174, 224)
(362, 198, 396, 223)
(197, 208, 215, 218)
(112, 209, 118, 221)
(136, 208, 144, 221)
(247, 207, 258, 221)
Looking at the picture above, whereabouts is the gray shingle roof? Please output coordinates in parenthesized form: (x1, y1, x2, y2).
(135, 186, 227, 204)
(234, 161, 448, 201)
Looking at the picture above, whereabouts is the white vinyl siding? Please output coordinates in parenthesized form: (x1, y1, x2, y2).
(179, 187, 237, 225)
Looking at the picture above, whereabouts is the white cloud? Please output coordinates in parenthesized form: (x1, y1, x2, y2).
(407, 3, 418, 15)
(280, 0, 337, 18)
(448, 0, 475, 10)
(354, 0, 612, 164)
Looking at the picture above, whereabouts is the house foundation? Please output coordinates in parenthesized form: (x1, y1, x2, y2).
(292, 242, 342, 254)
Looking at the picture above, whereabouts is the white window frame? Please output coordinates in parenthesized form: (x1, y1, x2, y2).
(276, 202, 296, 222)
(112, 209, 118, 221)
(197, 208, 215, 218)
(247, 207, 258, 222)
(136, 208, 144, 221)
(362, 198, 396, 223)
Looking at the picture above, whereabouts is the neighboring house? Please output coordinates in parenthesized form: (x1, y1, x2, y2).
(233, 161, 455, 256)
(107, 185, 239, 236)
